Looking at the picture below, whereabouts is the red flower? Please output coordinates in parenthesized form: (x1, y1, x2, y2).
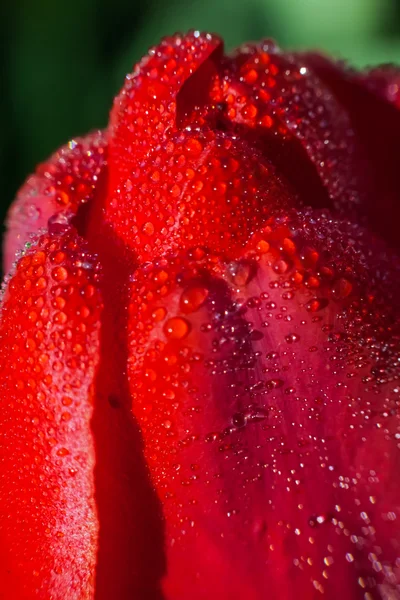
(1, 31, 400, 600)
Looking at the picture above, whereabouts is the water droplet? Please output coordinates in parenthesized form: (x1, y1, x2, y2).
(142, 222, 155, 236)
(308, 514, 327, 527)
(228, 261, 253, 286)
(305, 297, 329, 312)
(185, 138, 203, 156)
(52, 266, 68, 281)
(232, 412, 246, 428)
(152, 307, 167, 322)
(180, 287, 209, 313)
(164, 317, 191, 340)
(53, 311, 67, 325)
(56, 447, 70, 457)
(332, 277, 353, 299)
(285, 333, 300, 344)
(256, 240, 270, 254)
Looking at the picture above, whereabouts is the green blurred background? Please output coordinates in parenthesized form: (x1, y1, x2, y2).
(1, 0, 400, 226)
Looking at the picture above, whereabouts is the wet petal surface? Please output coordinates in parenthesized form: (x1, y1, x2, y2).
(127, 211, 400, 600)
(4, 131, 107, 274)
(0, 227, 102, 599)
(299, 54, 400, 249)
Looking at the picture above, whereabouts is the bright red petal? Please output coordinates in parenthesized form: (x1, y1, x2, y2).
(106, 127, 296, 262)
(127, 209, 400, 599)
(4, 131, 107, 274)
(0, 227, 102, 599)
(108, 31, 223, 187)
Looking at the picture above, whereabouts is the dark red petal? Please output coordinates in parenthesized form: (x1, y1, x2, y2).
(4, 131, 107, 274)
(212, 41, 359, 215)
(356, 65, 400, 109)
(299, 54, 400, 249)
(0, 227, 102, 599)
(127, 210, 400, 599)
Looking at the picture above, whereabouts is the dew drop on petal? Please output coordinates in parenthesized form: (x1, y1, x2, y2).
(180, 287, 209, 313)
(164, 317, 191, 340)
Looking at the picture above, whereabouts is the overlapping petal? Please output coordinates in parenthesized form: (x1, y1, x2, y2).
(298, 53, 400, 249)
(127, 209, 400, 599)
(4, 131, 107, 273)
(211, 41, 359, 215)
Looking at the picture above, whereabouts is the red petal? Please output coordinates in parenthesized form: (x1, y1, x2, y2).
(4, 131, 107, 274)
(299, 54, 400, 249)
(108, 31, 223, 188)
(356, 65, 400, 109)
(212, 41, 358, 215)
(106, 128, 296, 262)
(127, 210, 400, 599)
(0, 227, 102, 599)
